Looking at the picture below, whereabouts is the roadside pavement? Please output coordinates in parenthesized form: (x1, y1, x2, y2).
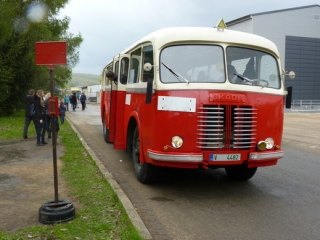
(0, 136, 70, 231)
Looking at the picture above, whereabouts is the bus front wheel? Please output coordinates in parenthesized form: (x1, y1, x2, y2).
(225, 166, 257, 181)
(132, 126, 155, 183)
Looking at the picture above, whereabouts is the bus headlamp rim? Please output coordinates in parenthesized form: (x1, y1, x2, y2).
(265, 137, 274, 149)
(171, 136, 183, 149)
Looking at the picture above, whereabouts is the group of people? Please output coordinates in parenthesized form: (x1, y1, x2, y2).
(69, 92, 87, 111)
(23, 89, 68, 146)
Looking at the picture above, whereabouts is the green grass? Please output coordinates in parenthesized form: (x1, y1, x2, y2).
(0, 111, 37, 140)
(0, 111, 142, 240)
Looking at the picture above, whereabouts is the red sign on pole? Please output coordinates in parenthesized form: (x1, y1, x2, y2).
(35, 41, 67, 65)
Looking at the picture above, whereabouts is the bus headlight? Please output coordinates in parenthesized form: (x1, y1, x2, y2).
(257, 137, 275, 151)
(257, 141, 267, 151)
(171, 136, 183, 149)
(265, 137, 274, 149)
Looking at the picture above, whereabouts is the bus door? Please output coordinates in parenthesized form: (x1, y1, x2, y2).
(114, 54, 130, 149)
(105, 57, 120, 143)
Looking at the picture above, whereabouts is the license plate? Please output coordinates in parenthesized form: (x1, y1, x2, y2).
(209, 154, 241, 161)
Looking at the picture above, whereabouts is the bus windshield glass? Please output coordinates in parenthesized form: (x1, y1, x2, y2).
(160, 44, 281, 89)
(226, 47, 281, 89)
(160, 45, 225, 84)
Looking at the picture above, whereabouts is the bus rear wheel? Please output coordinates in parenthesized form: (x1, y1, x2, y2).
(132, 126, 155, 183)
(225, 166, 257, 180)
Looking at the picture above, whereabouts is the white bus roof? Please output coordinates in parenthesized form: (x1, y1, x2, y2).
(120, 27, 280, 58)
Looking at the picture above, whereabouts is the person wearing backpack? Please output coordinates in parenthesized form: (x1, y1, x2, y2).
(23, 89, 37, 139)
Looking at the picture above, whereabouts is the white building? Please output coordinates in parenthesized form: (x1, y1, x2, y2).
(226, 4, 320, 100)
(82, 85, 101, 103)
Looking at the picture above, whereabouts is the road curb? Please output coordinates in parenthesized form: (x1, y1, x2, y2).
(67, 118, 152, 240)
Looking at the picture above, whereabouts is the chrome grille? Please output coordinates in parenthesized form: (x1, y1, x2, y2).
(197, 105, 257, 150)
(197, 106, 225, 149)
(232, 107, 257, 149)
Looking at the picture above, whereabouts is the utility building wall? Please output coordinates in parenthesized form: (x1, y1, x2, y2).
(227, 5, 320, 100)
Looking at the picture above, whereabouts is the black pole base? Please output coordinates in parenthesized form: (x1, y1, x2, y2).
(39, 199, 75, 224)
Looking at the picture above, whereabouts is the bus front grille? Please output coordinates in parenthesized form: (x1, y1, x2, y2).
(197, 105, 257, 150)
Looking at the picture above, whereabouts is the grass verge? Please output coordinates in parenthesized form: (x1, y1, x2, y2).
(0, 111, 142, 240)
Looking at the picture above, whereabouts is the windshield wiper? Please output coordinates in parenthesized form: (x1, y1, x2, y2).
(161, 62, 189, 84)
(234, 73, 264, 88)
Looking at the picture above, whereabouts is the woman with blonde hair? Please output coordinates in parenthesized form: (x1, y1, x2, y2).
(34, 89, 47, 146)
(44, 92, 52, 139)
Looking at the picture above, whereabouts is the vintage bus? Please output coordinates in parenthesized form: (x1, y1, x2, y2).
(101, 20, 294, 183)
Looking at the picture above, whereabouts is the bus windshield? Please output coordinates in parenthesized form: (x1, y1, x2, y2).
(160, 44, 281, 89)
(226, 47, 281, 89)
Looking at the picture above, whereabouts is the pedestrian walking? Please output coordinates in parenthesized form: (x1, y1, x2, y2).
(23, 89, 37, 139)
(34, 89, 47, 146)
(70, 93, 77, 111)
(64, 95, 70, 111)
(59, 102, 66, 124)
(80, 92, 87, 110)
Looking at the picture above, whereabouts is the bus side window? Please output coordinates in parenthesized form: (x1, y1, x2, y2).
(120, 57, 129, 84)
(129, 48, 141, 83)
(142, 45, 154, 82)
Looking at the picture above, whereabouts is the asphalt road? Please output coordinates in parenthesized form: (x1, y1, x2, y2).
(67, 104, 320, 240)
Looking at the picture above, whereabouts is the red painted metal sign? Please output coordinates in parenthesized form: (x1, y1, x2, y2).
(35, 41, 67, 65)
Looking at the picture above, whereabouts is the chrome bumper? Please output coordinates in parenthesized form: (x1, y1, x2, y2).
(147, 150, 203, 162)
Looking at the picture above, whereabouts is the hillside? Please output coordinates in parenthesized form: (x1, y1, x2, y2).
(69, 73, 101, 87)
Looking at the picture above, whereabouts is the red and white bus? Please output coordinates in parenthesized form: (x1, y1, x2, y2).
(101, 20, 294, 183)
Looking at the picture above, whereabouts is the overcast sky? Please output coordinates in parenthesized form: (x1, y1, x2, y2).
(59, 0, 318, 75)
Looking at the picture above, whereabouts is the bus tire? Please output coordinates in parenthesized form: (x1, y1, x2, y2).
(225, 166, 257, 181)
(102, 115, 110, 143)
(132, 126, 155, 183)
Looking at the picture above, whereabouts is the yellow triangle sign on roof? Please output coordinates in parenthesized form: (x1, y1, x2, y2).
(216, 18, 227, 30)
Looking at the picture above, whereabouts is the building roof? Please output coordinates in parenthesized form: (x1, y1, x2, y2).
(226, 4, 320, 26)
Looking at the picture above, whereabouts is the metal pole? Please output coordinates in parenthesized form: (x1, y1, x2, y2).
(49, 65, 59, 203)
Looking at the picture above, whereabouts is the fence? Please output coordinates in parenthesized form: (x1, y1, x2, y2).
(288, 100, 320, 112)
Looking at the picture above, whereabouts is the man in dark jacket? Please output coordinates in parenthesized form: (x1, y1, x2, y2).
(70, 93, 77, 111)
(23, 89, 37, 139)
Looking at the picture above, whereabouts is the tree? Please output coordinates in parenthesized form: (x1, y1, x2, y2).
(0, 0, 83, 115)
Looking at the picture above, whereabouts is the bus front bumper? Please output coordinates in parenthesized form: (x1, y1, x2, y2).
(147, 149, 284, 163)
(249, 150, 284, 160)
(147, 150, 203, 163)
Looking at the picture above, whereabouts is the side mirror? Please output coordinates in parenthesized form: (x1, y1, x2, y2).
(143, 63, 153, 71)
(284, 70, 295, 79)
(288, 71, 295, 79)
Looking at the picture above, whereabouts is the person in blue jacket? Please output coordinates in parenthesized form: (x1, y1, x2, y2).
(64, 95, 70, 111)
(59, 102, 66, 124)
(80, 92, 87, 111)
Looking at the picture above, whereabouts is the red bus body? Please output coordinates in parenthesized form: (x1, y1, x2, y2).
(101, 26, 291, 182)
